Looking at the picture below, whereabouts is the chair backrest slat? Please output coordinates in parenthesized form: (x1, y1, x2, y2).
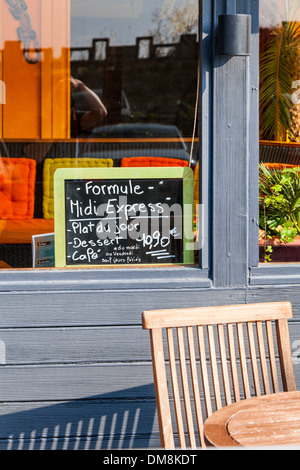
(177, 327, 196, 448)
(187, 327, 206, 447)
(207, 325, 223, 411)
(143, 302, 293, 329)
(142, 302, 296, 448)
(276, 319, 297, 392)
(166, 328, 186, 448)
(217, 324, 232, 406)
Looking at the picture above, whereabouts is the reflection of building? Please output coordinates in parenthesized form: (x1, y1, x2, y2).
(71, 34, 199, 135)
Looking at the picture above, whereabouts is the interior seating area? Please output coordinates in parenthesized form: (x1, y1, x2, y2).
(0, 151, 193, 268)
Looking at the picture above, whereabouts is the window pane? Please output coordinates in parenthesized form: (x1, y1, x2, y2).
(259, 0, 300, 263)
(0, 0, 199, 269)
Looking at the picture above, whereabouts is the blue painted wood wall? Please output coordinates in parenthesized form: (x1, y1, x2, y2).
(1, 0, 300, 451)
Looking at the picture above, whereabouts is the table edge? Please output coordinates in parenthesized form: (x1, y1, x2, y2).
(204, 391, 300, 448)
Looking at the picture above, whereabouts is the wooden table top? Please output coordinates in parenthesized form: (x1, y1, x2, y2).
(204, 391, 300, 448)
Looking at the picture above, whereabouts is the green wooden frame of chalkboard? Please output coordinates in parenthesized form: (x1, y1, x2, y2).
(54, 167, 195, 267)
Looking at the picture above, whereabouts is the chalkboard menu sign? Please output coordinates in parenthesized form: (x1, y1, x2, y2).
(54, 167, 194, 267)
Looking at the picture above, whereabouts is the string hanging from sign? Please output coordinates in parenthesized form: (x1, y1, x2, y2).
(63, 177, 185, 266)
(5, 0, 41, 64)
(53, 167, 195, 267)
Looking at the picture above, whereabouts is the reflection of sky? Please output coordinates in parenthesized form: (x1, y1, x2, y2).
(71, 0, 197, 46)
(260, 0, 300, 27)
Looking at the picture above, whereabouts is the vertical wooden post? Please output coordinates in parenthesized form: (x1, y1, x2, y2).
(0, 0, 70, 140)
(276, 319, 297, 392)
(41, 0, 53, 140)
(150, 328, 175, 449)
(207, 0, 259, 286)
(2, 0, 41, 139)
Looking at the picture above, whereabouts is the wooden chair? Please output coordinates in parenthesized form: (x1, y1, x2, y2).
(142, 302, 296, 448)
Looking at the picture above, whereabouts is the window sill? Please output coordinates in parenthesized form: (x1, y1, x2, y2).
(0, 266, 212, 291)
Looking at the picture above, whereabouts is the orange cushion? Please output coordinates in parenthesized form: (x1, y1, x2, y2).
(121, 157, 189, 167)
(0, 219, 54, 244)
(0, 157, 36, 219)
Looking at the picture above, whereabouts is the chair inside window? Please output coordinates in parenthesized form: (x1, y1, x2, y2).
(142, 302, 296, 449)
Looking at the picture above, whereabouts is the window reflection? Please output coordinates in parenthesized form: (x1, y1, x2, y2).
(259, 0, 300, 263)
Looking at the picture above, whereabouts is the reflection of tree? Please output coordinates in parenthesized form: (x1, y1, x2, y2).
(149, 0, 198, 44)
(260, 0, 300, 141)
